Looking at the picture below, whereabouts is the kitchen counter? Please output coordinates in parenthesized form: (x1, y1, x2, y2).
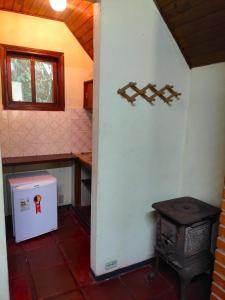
(2, 153, 76, 167)
(2, 152, 92, 208)
(74, 152, 92, 169)
(2, 152, 92, 167)
(73, 152, 92, 207)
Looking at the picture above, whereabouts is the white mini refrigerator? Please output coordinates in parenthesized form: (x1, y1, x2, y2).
(8, 171, 58, 243)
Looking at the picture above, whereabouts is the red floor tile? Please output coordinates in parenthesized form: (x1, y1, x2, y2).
(7, 207, 211, 300)
(58, 214, 79, 228)
(9, 275, 34, 300)
(58, 206, 73, 217)
(153, 291, 178, 300)
(27, 244, 64, 272)
(60, 237, 93, 286)
(22, 234, 55, 252)
(59, 236, 90, 264)
(8, 254, 30, 279)
(32, 264, 77, 299)
(7, 239, 23, 257)
(48, 290, 86, 300)
(69, 262, 95, 287)
(83, 278, 134, 300)
(120, 266, 173, 300)
(53, 224, 87, 242)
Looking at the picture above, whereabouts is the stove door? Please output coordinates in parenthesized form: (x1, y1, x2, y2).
(158, 218, 177, 256)
(184, 221, 210, 257)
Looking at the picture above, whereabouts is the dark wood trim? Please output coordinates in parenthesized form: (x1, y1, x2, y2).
(6, 55, 13, 104)
(75, 152, 92, 206)
(84, 79, 93, 84)
(0, 45, 8, 108)
(57, 53, 65, 110)
(83, 80, 93, 111)
(2, 153, 76, 167)
(75, 152, 92, 169)
(2, 44, 64, 60)
(31, 58, 36, 103)
(0, 44, 65, 111)
(75, 161, 81, 207)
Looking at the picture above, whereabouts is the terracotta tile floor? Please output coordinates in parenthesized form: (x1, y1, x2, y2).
(6, 206, 211, 300)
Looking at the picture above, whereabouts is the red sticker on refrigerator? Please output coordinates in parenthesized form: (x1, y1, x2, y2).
(34, 194, 42, 214)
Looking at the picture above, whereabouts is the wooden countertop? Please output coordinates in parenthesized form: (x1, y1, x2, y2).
(2, 152, 92, 168)
(75, 152, 92, 169)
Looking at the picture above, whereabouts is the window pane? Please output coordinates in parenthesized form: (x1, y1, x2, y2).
(11, 58, 32, 102)
(35, 61, 53, 103)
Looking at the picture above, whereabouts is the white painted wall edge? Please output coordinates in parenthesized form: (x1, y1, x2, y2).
(0, 149, 10, 300)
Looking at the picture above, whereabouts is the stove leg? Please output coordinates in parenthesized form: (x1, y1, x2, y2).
(180, 278, 190, 300)
(155, 251, 159, 275)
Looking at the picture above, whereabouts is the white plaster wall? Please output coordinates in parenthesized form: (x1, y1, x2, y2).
(0, 150, 9, 300)
(91, 1, 101, 274)
(91, 0, 190, 275)
(180, 63, 225, 206)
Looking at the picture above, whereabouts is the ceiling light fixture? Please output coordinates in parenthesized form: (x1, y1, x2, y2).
(49, 0, 67, 12)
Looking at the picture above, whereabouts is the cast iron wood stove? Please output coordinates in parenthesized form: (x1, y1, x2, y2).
(150, 197, 220, 300)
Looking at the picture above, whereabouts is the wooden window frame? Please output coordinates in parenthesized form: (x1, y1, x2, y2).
(0, 44, 65, 111)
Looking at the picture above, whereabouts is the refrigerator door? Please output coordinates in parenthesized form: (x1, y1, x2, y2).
(13, 180, 57, 242)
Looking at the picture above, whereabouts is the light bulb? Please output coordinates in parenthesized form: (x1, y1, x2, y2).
(49, 0, 67, 12)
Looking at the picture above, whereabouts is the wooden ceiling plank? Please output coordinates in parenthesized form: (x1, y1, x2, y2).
(79, 28, 93, 44)
(13, 0, 25, 12)
(73, 16, 93, 39)
(0, 0, 5, 8)
(28, 0, 46, 16)
(169, 0, 225, 29)
(88, 48, 93, 59)
(190, 50, 225, 68)
(21, 0, 34, 13)
(37, 3, 66, 21)
(83, 45, 93, 58)
(51, 0, 84, 21)
(156, 0, 173, 7)
(60, 0, 83, 19)
(82, 39, 93, 52)
(35, 0, 48, 16)
(187, 36, 225, 59)
(68, 4, 93, 32)
(163, 0, 205, 19)
(174, 9, 225, 39)
(82, 36, 93, 47)
(66, 1, 90, 27)
(3, 0, 14, 10)
(180, 21, 225, 49)
(59, 0, 82, 20)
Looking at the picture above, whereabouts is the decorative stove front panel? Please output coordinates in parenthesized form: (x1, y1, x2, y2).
(184, 221, 210, 257)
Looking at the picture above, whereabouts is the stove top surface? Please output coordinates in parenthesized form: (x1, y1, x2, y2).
(152, 197, 220, 225)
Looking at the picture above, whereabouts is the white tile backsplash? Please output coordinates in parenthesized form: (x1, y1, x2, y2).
(0, 109, 92, 157)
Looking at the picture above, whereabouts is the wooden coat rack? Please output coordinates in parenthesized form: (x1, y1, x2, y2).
(117, 82, 181, 105)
